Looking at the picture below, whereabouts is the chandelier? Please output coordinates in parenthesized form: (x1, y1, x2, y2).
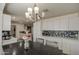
(25, 4, 45, 22)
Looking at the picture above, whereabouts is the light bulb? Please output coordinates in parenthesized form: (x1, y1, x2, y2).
(25, 12, 29, 18)
(34, 6, 39, 14)
(27, 8, 32, 14)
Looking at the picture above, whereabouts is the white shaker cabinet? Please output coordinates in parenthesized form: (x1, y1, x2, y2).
(2, 14, 11, 30)
(68, 17, 79, 30)
(70, 40, 79, 55)
(62, 39, 71, 54)
(0, 11, 4, 55)
(59, 16, 69, 30)
(0, 3, 5, 12)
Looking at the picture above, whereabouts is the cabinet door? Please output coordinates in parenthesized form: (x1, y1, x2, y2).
(42, 18, 55, 30)
(59, 16, 69, 30)
(54, 18, 60, 30)
(69, 17, 79, 30)
(62, 39, 71, 54)
(0, 3, 5, 12)
(0, 12, 4, 54)
(3, 14, 11, 30)
(70, 40, 79, 55)
(0, 12, 2, 43)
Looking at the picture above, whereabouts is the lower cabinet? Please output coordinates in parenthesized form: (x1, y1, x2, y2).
(62, 39, 71, 54)
(70, 40, 79, 55)
(62, 39, 79, 55)
(42, 37, 79, 55)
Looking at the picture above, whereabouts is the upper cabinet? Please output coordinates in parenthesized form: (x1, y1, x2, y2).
(42, 18, 55, 30)
(68, 17, 79, 30)
(0, 12, 3, 41)
(59, 16, 69, 30)
(2, 14, 11, 30)
(54, 18, 61, 30)
(0, 12, 2, 30)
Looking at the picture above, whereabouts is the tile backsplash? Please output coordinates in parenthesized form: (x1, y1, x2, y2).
(42, 30, 79, 39)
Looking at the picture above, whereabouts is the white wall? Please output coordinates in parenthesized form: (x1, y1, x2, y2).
(2, 14, 11, 30)
(33, 13, 79, 55)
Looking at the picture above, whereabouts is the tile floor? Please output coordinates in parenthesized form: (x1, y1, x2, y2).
(3, 42, 66, 55)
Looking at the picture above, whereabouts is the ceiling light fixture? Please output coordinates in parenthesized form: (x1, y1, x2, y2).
(25, 4, 45, 22)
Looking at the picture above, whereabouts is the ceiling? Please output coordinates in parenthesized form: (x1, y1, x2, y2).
(3, 3, 79, 24)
